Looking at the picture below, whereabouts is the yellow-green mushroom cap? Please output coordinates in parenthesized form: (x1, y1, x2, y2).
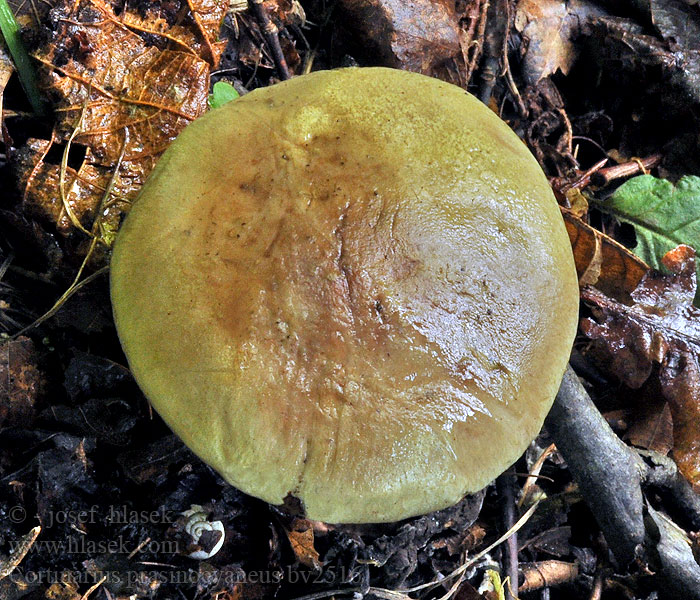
(110, 67, 578, 523)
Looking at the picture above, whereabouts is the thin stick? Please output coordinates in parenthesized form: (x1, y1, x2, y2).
(592, 153, 662, 186)
(497, 467, 519, 600)
(248, 0, 290, 80)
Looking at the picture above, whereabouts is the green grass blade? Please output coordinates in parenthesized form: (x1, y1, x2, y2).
(0, 0, 46, 115)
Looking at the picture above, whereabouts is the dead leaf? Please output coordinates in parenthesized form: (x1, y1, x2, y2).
(0, 47, 12, 133)
(0, 336, 44, 428)
(562, 206, 649, 302)
(284, 518, 322, 570)
(16, 0, 226, 266)
(626, 395, 674, 456)
(650, 0, 700, 105)
(44, 578, 81, 600)
(515, 0, 606, 84)
(337, 0, 461, 75)
(582, 244, 700, 492)
(603, 381, 675, 456)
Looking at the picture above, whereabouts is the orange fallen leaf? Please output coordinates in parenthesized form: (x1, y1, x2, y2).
(17, 0, 227, 266)
(562, 206, 649, 302)
(284, 518, 322, 570)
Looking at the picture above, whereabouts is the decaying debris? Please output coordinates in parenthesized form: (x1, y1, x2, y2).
(583, 244, 700, 492)
(0, 335, 44, 428)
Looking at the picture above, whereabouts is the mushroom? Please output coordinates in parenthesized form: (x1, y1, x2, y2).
(110, 67, 579, 524)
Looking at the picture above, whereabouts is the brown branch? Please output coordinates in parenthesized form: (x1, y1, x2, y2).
(518, 560, 579, 593)
(248, 0, 291, 80)
(560, 158, 609, 194)
(591, 153, 663, 186)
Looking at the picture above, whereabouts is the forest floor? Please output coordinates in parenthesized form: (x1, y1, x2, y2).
(1, 1, 700, 599)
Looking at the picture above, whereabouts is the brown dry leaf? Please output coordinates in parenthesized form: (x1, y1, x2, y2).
(337, 0, 461, 75)
(626, 395, 674, 455)
(0, 336, 44, 428)
(17, 0, 226, 266)
(606, 381, 675, 456)
(285, 518, 322, 570)
(562, 206, 649, 302)
(515, 0, 606, 84)
(0, 47, 11, 133)
(582, 244, 700, 492)
(44, 578, 81, 600)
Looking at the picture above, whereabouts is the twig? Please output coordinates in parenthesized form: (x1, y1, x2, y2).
(591, 153, 663, 186)
(496, 467, 519, 600)
(589, 568, 604, 600)
(0, 525, 41, 579)
(503, 54, 527, 117)
(645, 505, 700, 598)
(547, 366, 646, 565)
(560, 158, 609, 194)
(248, 0, 290, 80)
(518, 560, 579, 593)
(478, 0, 507, 104)
(638, 449, 700, 531)
(461, 0, 489, 85)
(80, 574, 107, 600)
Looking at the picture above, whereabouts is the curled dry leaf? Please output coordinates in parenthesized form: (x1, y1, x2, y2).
(284, 518, 322, 571)
(336, 0, 461, 75)
(561, 206, 649, 302)
(582, 244, 700, 492)
(17, 0, 227, 266)
(514, 0, 606, 84)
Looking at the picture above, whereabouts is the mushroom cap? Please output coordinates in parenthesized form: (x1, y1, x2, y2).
(110, 67, 578, 523)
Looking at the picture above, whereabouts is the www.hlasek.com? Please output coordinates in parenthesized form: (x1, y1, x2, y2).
(11, 535, 179, 556)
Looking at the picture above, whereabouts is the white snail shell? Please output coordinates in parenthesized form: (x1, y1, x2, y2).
(181, 504, 225, 560)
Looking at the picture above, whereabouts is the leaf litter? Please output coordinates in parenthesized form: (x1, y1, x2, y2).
(582, 244, 700, 493)
(17, 0, 227, 268)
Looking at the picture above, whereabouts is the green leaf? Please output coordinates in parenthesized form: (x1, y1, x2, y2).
(601, 174, 700, 276)
(208, 81, 239, 109)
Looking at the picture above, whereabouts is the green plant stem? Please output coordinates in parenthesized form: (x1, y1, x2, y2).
(0, 0, 45, 115)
